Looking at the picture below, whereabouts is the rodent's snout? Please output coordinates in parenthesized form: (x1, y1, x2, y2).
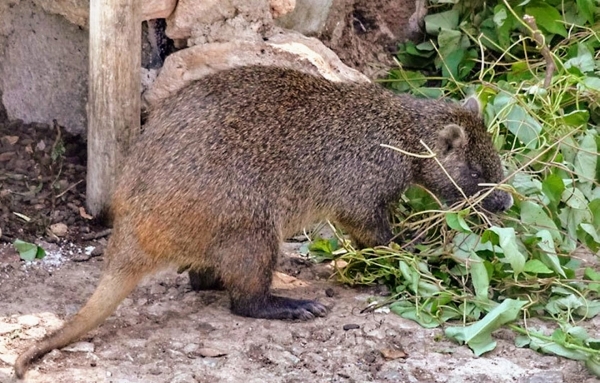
(483, 190, 514, 212)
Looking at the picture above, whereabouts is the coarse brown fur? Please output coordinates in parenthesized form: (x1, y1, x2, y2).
(15, 66, 512, 378)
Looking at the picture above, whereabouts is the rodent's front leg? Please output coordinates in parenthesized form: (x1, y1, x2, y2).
(334, 205, 394, 249)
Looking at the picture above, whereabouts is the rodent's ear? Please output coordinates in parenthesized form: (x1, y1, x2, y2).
(462, 96, 482, 116)
(438, 123, 467, 155)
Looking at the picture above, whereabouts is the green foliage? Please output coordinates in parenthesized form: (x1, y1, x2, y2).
(308, 0, 600, 376)
(13, 239, 46, 261)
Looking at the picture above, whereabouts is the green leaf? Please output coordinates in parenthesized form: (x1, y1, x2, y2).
(577, 223, 600, 253)
(545, 295, 585, 316)
(493, 4, 515, 48)
(561, 110, 590, 127)
(590, 199, 600, 228)
(525, 328, 590, 360)
(437, 29, 464, 66)
(13, 239, 46, 261)
(469, 252, 492, 301)
(305, 237, 340, 262)
(425, 10, 460, 35)
(585, 359, 600, 377)
(524, 259, 554, 275)
(537, 230, 566, 277)
(440, 47, 465, 80)
(446, 211, 472, 233)
(585, 267, 600, 281)
(542, 173, 565, 207)
(404, 185, 441, 211)
(487, 227, 526, 276)
(564, 43, 596, 73)
(520, 201, 562, 243)
(493, 6, 508, 27)
(390, 301, 443, 328)
(492, 93, 542, 148)
(452, 236, 491, 301)
(575, 300, 600, 319)
(387, 70, 428, 93)
(525, 4, 568, 37)
(512, 171, 542, 195)
(445, 299, 526, 356)
(574, 132, 598, 183)
(576, 0, 596, 24)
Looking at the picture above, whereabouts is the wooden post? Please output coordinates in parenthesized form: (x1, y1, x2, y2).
(87, 0, 141, 216)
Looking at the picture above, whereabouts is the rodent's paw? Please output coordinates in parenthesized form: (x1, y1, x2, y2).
(233, 295, 328, 321)
(290, 299, 328, 320)
(268, 296, 328, 320)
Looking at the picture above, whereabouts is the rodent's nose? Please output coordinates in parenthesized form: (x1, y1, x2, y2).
(483, 190, 513, 212)
(502, 193, 514, 211)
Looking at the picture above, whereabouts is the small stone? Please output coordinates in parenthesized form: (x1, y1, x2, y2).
(199, 357, 219, 368)
(0, 152, 15, 162)
(526, 371, 563, 383)
(0, 353, 17, 365)
(50, 223, 68, 237)
(380, 348, 408, 360)
(0, 322, 21, 335)
(343, 323, 360, 331)
(150, 284, 167, 295)
(62, 341, 95, 353)
(36, 140, 46, 151)
(183, 343, 199, 354)
(264, 349, 300, 366)
(45, 349, 63, 361)
(17, 315, 40, 328)
(2, 135, 19, 145)
(197, 347, 227, 358)
(325, 288, 335, 297)
(170, 372, 197, 383)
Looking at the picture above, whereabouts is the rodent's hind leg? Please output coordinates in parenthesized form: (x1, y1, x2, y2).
(189, 268, 224, 291)
(217, 230, 327, 320)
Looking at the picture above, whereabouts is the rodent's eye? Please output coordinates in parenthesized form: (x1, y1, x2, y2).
(470, 171, 480, 179)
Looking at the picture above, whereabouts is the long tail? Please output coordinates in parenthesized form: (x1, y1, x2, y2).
(14, 271, 143, 379)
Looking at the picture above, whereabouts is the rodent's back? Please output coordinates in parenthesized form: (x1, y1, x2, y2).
(126, 66, 471, 189)
(113, 66, 488, 231)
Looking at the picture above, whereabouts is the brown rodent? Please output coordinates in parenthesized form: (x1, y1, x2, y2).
(15, 66, 512, 378)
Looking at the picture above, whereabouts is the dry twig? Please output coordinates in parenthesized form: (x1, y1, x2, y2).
(523, 14, 555, 88)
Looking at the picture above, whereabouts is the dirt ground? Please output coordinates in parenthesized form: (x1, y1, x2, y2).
(1, 116, 599, 383)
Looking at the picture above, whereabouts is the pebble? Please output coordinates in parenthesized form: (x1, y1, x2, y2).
(182, 343, 199, 354)
(170, 372, 197, 383)
(0, 353, 17, 365)
(62, 341, 95, 353)
(149, 284, 167, 295)
(45, 349, 63, 361)
(50, 223, 68, 237)
(264, 349, 300, 366)
(199, 357, 219, 368)
(526, 371, 564, 383)
(0, 322, 21, 335)
(197, 347, 227, 358)
(17, 315, 40, 328)
(343, 323, 360, 331)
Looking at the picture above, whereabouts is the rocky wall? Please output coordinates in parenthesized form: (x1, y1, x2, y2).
(0, 0, 424, 135)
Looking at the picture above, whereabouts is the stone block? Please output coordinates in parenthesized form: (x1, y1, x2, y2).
(1, 0, 88, 134)
(143, 30, 369, 107)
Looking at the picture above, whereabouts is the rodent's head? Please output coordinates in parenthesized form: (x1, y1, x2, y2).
(416, 98, 513, 212)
